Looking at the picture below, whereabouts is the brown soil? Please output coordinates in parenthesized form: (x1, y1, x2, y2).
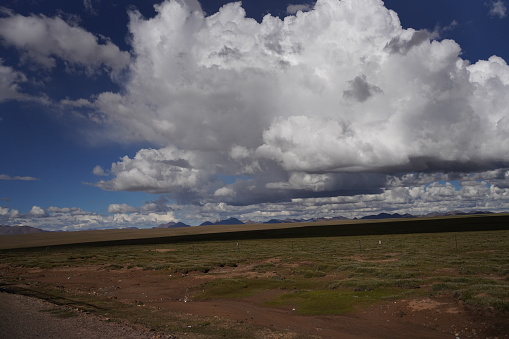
(1, 263, 508, 339)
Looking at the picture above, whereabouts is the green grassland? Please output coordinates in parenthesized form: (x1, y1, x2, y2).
(2, 229, 509, 311)
(1, 215, 508, 337)
(1, 213, 508, 250)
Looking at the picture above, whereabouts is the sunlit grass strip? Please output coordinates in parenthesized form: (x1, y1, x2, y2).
(268, 289, 410, 315)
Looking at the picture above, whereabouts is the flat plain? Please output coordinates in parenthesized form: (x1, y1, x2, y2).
(1, 215, 508, 338)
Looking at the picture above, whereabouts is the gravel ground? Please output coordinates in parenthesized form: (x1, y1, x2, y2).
(0, 292, 171, 339)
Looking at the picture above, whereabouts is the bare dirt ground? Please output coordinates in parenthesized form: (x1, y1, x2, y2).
(1, 263, 508, 339)
(0, 292, 170, 339)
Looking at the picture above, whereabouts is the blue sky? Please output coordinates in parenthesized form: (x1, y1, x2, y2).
(1, 0, 509, 230)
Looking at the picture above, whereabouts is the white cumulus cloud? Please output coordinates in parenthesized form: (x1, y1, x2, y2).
(95, 147, 221, 203)
(84, 0, 509, 214)
(0, 206, 20, 218)
(27, 206, 49, 217)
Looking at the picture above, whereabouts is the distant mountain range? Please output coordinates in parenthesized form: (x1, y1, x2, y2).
(154, 221, 191, 229)
(360, 213, 415, 220)
(199, 217, 244, 226)
(0, 210, 497, 235)
(424, 210, 494, 217)
(156, 210, 495, 228)
(0, 225, 47, 236)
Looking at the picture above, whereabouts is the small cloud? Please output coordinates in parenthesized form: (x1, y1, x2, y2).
(286, 4, 313, 15)
(1, 197, 10, 201)
(108, 203, 138, 214)
(214, 186, 235, 197)
(28, 205, 49, 217)
(92, 165, 109, 176)
(0, 174, 39, 181)
(83, 0, 97, 15)
(443, 20, 458, 32)
(432, 20, 458, 39)
(0, 206, 19, 218)
(140, 198, 171, 213)
(488, 0, 507, 18)
(46, 206, 83, 214)
(60, 97, 94, 108)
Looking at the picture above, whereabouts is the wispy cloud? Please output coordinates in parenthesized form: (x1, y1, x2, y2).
(0, 59, 28, 102)
(0, 174, 39, 181)
(488, 0, 507, 18)
(83, 0, 97, 15)
(92, 165, 109, 176)
(0, 12, 129, 72)
(0, 59, 52, 104)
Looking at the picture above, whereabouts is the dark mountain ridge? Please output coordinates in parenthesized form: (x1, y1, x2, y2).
(361, 213, 415, 220)
(199, 217, 244, 226)
(154, 221, 190, 229)
(0, 225, 47, 236)
(195, 211, 494, 226)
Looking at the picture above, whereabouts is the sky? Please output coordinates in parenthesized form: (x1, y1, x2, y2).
(1, 0, 509, 231)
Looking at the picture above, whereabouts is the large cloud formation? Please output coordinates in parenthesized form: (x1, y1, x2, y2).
(77, 0, 509, 221)
(91, 0, 509, 198)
